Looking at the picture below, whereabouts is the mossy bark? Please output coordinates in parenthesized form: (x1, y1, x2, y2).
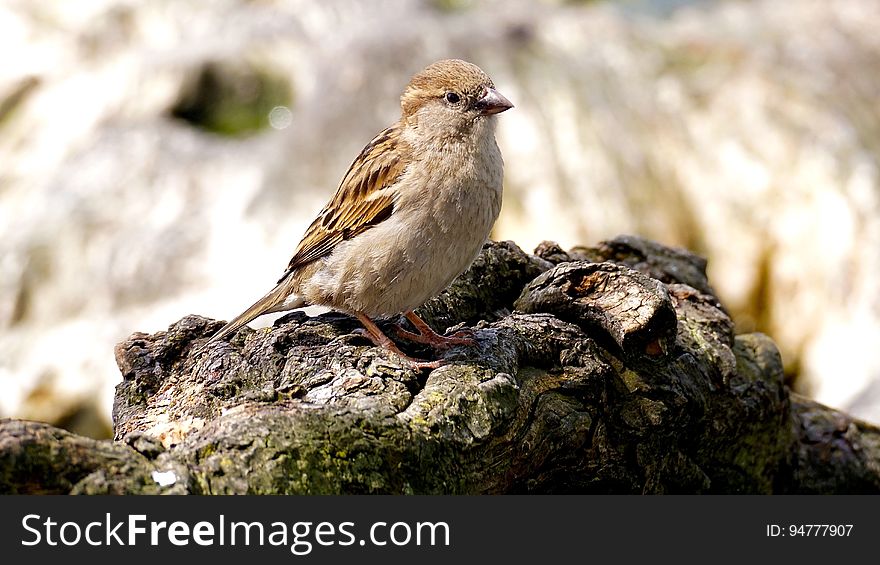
(2, 237, 879, 494)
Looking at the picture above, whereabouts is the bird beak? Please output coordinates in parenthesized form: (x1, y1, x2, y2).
(476, 87, 514, 115)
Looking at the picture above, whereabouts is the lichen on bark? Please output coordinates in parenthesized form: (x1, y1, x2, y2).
(2, 237, 879, 494)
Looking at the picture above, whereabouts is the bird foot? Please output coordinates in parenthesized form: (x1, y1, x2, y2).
(394, 311, 477, 350)
(352, 328, 444, 370)
(394, 326, 475, 350)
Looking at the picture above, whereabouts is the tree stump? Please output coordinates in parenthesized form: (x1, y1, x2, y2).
(2, 237, 879, 494)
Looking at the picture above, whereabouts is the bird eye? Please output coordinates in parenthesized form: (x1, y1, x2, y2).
(444, 92, 461, 104)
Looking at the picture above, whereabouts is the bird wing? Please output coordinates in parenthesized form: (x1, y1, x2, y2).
(278, 125, 407, 283)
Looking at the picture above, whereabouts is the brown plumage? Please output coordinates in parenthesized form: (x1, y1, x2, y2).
(278, 125, 403, 282)
(208, 59, 513, 367)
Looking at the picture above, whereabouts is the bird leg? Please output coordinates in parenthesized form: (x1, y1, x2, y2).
(394, 311, 476, 350)
(354, 312, 442, 369)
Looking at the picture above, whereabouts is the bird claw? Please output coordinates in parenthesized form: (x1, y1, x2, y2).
(409, 358, 445, 370)
(448, 327, 477, 342)
(394, 324, 476, 350)
(352, 328, 443, 369)
(396, 329, 475, 349)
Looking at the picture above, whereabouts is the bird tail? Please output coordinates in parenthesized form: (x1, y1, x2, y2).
(208, 280, 304, 343)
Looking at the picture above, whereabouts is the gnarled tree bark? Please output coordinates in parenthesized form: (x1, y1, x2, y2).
(2, 237, 879, 494)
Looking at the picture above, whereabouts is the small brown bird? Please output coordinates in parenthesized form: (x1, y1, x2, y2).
(209, 59, 513, 367)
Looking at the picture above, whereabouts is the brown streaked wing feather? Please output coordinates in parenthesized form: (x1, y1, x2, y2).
(277, 125, 407, 283)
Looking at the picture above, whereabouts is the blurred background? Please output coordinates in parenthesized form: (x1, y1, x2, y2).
(2, 0, 879, 438)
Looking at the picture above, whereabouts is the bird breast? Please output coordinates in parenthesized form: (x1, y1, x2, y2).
(303, 126, 504, 317)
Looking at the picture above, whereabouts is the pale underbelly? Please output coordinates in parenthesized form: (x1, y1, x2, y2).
(301, 198, 497, 317)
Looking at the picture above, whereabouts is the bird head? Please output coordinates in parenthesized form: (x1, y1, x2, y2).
(400, 59, 513, 137)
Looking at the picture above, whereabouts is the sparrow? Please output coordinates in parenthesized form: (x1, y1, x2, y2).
(208, 59, 513, 368)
